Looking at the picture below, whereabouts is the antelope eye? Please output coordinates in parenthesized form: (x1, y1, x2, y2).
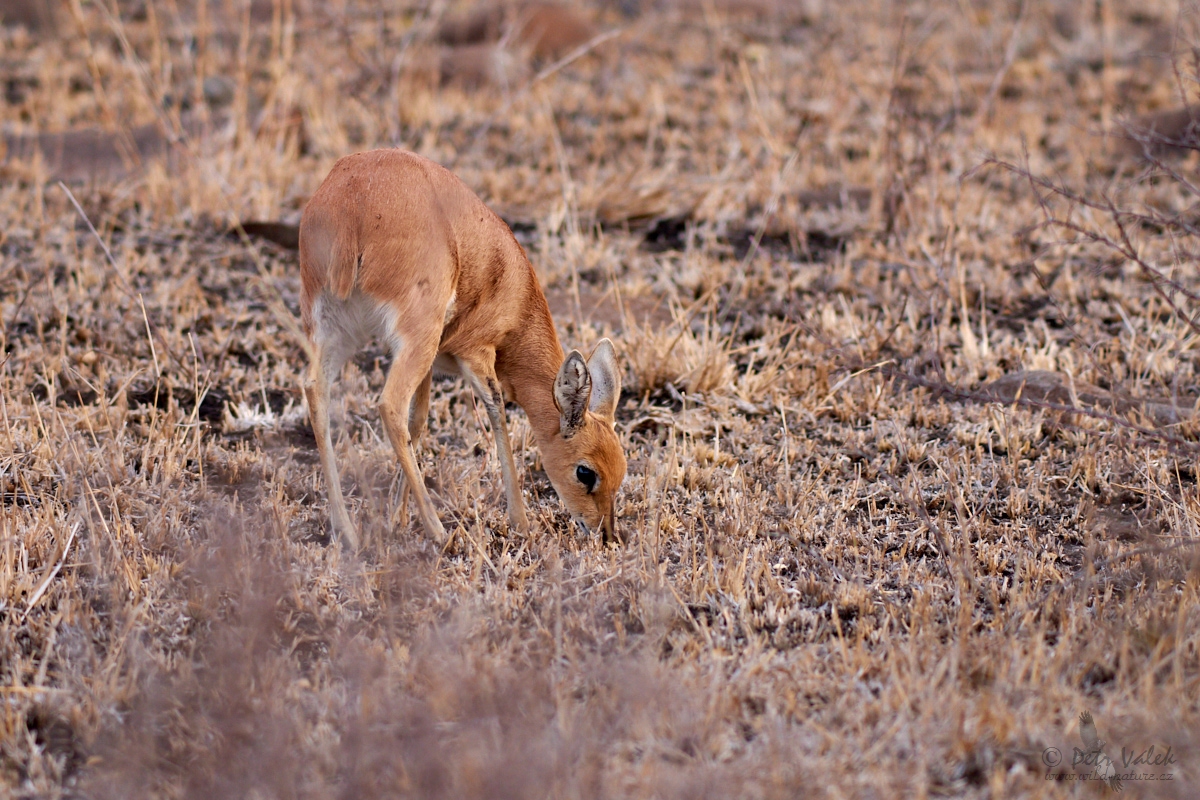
(576, 465, 597, 492)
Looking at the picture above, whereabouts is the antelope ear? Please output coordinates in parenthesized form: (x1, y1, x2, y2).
(586, 338, 620, 421)
(553, 350, 591, 437)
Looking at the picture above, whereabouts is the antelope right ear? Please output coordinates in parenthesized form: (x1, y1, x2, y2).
(553, 350, 592, 437)
(586, 338, 620, 421)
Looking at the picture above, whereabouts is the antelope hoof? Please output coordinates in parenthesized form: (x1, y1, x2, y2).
(424, 513, 448, 545)
(510, 509, 531, 536)
(334, 519, 360, 551)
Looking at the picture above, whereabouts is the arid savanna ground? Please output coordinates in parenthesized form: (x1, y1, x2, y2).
(1, 0, 1199, 797)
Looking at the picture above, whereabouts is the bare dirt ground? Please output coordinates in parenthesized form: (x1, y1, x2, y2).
(1, 1, 1198, 797)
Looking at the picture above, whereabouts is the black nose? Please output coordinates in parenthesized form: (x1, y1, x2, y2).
(602, 513, 620, 545)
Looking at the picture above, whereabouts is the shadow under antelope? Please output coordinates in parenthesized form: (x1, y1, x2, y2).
(298, 149, 627, 548)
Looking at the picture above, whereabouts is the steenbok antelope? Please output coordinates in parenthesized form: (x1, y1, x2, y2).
(299, 149, 627, 549)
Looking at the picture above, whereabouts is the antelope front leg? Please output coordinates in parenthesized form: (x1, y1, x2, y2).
(460, 356, 530, 534)
(483, 394, 530, 533)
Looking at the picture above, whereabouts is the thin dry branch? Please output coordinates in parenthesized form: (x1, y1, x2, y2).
(876, 363, 1200, 456)
(983, 156, 1200, 338)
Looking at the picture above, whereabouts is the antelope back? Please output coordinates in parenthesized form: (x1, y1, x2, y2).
(299, 149, 538, 348)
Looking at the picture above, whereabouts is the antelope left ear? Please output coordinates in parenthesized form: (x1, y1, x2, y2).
(554, 350, 591, 437)
(586, 338, 620, 421)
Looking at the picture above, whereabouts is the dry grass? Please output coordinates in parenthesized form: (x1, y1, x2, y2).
(2, 0, 1199, 797)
